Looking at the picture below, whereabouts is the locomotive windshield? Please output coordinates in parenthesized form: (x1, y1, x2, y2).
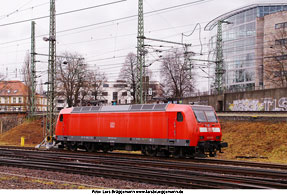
(191, 106, 218, 123)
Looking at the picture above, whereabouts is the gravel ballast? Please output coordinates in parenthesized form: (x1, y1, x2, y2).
(0, 166, 175, 189)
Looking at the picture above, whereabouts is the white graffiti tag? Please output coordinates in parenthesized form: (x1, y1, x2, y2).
(229, 97, 287, 111)
(230, 99, 264, 111)
(264, 97, 287, 111)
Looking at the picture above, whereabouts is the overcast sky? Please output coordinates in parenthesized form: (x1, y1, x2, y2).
(0, 0, 282, 92)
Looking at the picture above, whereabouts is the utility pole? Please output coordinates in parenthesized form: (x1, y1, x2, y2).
(46, 0, 56, 139)
(214, 20, 230, 94)
(30, 21, 36, 117)
(136, 0, 145, 104)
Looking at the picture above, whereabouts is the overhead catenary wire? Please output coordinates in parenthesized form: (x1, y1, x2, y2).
(1, 0, 285, 87)
(0, 0, 127, 27)
(0, 0, 213, 46)
(0, 1, 50, 20)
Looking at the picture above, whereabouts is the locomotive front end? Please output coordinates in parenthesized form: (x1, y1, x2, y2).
(191, 105, 228, 157)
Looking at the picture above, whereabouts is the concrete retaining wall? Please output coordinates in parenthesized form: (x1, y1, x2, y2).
(183, 87, 287, 112)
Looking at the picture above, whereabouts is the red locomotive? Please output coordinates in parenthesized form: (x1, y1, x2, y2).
(54, 104, 227, 157)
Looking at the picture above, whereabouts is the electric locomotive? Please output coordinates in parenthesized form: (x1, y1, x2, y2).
(54, 104, 227, 157)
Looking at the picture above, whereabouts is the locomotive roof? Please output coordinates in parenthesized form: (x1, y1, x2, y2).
(191, 105, 214, 111)
(71, 103, 169, 113)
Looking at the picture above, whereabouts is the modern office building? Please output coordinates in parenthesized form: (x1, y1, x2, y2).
(205, 3, 287, 91)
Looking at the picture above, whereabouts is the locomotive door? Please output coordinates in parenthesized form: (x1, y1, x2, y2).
(59, 114, 66, 135)
(168, 112, 177, 140)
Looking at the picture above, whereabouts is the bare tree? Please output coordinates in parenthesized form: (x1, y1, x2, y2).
(84, 70, 107, 105)
(118, 52, 138, 103)
(160, 48, 195, 98)
(118, 52, 153, 103)
(56, 52, 88, 107)
(0, 73, 4, 81)
(264, 27, 287, 88)
(21, 52, 33, 112)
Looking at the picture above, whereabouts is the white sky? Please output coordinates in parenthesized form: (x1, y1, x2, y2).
(0, 0, 280, 92)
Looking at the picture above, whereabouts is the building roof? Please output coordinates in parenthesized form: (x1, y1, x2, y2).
(204, 2, 287, 31)
(0, 81, 28, 96)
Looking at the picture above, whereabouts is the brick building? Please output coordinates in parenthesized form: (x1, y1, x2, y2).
(0, 81, 47, 112)
(261, 11, 287, 88)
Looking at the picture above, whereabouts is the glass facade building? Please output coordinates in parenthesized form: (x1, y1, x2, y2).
(205, 3, 287, 92)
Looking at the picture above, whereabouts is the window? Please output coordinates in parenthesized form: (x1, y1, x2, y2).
(235, 69, 245, 83)
(102, 92, 108, 96)
(275, 22, 287, 29)
(103, 84, 109, 87)
(177, 112, 183, 122)
(122, 92, 127, 96)
(246, 69, 255, 82)
(58, 100, 64, 103)
(193, 110, 206, 122)
(246, 8, 255, 22)
(235, 12, 244, 25)
(275, 38, 287, 46)
(246, 22, 255, 36)
(59, 114, 63, 122)
(114, 84, 127, 88)
(13, 97, 16, 103)
(205, 111, 217, 122)
(275, 55, 287, 61)
(193, 110, 218, 123)
(18, 97, 22, 103)
(113, 92, 118, 101)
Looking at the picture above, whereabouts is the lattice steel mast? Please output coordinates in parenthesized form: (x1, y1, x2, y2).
(214, 21, 224, 93)
(46, 0, 56, 138)
(214, 20, 230, 93)
(136, 0, 145, 104)
(30, 21, 36, 117)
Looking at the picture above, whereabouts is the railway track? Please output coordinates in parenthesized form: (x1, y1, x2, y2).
(0, 147, 287, 189)
(1, 145, 286, 171)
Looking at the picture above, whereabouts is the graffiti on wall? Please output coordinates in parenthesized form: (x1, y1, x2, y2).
(228, 97, 287, 111)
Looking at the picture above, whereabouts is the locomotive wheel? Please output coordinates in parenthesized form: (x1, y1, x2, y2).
(163, 150, 170, 157)
(173, 148, 184, 158)
(85, 143, 95, 152)
(141, 146, 147, 155)
(68, 142, 77, 151)
(102, 145, 109, 153)
(148, 149, 157, 157)
(141, 150, 147, 156)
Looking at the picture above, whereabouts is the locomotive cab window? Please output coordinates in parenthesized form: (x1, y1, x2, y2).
(205, 111, 217, 122)
(193, 108, 218, 123)
(59, 114, 63, 122)
(177, 112, 183, 122)
(193, 110, 206, 122)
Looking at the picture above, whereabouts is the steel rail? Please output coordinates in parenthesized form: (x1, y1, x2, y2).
(0, 148, 287, 188)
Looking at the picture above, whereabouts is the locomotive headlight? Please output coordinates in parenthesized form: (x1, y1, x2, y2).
(212, 127, 221, 132)
(199, 127, 207, 132)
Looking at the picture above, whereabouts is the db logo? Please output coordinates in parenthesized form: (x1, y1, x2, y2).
(110, 122, 115, 128)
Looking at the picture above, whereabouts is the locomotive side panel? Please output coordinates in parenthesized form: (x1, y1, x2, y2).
(62, 111, 169, 140)
(54, 104, 227, 157)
